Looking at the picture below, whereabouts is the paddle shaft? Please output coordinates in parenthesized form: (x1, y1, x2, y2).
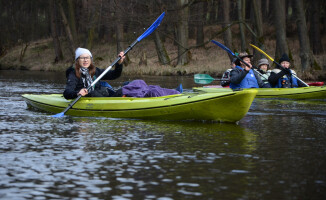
(213, 78, 229, 81)
(250, 44, 309, 87)
(198, 78, 230, 82)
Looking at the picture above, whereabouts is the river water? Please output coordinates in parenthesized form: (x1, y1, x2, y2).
(0, 70, 325, 200)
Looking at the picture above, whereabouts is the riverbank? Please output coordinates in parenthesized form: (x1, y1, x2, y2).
(1, 37, 326, 80)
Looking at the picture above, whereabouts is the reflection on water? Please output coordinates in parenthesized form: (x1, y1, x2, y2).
(0, 70, 326, 199)
(1, 115, 256, 199)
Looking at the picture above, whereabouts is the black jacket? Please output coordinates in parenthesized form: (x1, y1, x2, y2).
(268, 68, 306, 87)
(63, 63, 123, 99)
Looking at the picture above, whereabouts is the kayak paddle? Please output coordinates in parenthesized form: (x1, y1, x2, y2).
(211, 40, 264, 77)
(249, 43, 309, 87)
(194, 74, 229, 84)
(52, 12, 166, 118)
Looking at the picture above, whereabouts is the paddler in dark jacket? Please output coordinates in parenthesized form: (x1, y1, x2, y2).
(230, 52, 271, 89)
(63, 47, 125, 99)
(221, 58, 237, 87)
(268, 53, 306, 88)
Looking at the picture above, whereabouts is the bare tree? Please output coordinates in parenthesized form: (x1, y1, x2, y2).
(309, 0, 324, 54)
(67, 0, 77, 39)
(251, 0, 264, 60)
(196, 1, 204, 46)
(293, 0, 312, 71)
(148, 2, 170, 65)
(177, 0, 189, 66)
(222, 0, 233, 61)
(50, 0, 63, 63)
(113, 1, 124, 54)
(154, 31, 170, 65)
(272, 0, 289, 60)
(58, 1, 75, 58)
(237, 0, 246, 51)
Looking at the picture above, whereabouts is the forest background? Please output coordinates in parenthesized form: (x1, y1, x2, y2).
(0, 0, 325, 80)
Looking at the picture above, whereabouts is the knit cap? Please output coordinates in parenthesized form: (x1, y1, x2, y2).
(257, 58, 269, 68)
(279, 53, 290, 63)
(75, 47, 93, 60)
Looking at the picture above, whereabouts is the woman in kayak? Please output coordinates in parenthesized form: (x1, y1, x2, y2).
(268, 53, 306, 88)
(63, 47, 181, 99)
(256, 58, 271, 86)
(229, 52, 270, 89)
(63, 47, 125, 99)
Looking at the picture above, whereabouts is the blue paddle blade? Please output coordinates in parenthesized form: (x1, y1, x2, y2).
(137, 12, 165, 42)
(51, 112, 65, 118)
(211, 40, 235, 57)
(176, 84, 183, 93)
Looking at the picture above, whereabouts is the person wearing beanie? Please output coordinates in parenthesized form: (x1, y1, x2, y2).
(256, 58, 271, 86)
(229, 52, 271, 89)
(63, 48, 126, 99)
(268, 53, 306, 88)
(221, 57, 237, 87)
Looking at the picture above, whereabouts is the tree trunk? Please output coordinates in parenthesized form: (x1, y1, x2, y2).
(50, 0, 63, 63)
(85, 5, 99, 50)
(252, 0, 264, 60)
(222, 0, 233, 61)
(214, 0, 218, 22)
(293, 0, 312, 71)
(154, 31, 170, 65)
(206, 0, 212, 22)
(196, 1, 204, 46)
(19, 43, 29, 62)
(272, 0, 289, 60)
(113, 1, 130, 65)
(67, 0, 77, 39)
(58, 1, 75, 58)
(237, 0, 246, 51)
(113, 0, 124, 54)
(115, 20, 124, 54)
(177, 0, 189, 66)
(309, 0, 323, 54)
(262, 0, 270, 19)
(86, 28, 95, 50)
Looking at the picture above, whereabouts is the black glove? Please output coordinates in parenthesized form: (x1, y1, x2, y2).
(282, 67, 291, 75)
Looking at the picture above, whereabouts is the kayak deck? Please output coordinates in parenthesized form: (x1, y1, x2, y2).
(193, 86, 326, 99)
(22, 90, 257, 122)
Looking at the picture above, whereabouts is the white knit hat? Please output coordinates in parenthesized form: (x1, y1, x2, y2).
(75, 47, 92, 60)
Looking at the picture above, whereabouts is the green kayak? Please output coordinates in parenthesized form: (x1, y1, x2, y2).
(193, 86, 326, 99)
(22, 90, 257, 122)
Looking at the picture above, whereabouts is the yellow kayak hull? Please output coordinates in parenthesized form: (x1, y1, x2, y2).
(22, 90, 257, 122)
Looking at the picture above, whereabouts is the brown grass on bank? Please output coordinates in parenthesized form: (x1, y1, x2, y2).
(1, 27, 326, 81)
